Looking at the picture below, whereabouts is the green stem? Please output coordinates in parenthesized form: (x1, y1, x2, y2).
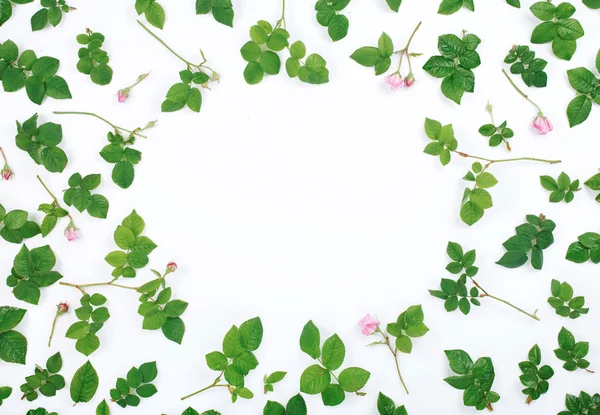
(36, 175, 75, 224)
(52, 111, 146, 138)
(454, 152, 560, 165)
(181, 374, 229, 401)
(47, 312, 59, 347)
(276, 0, 287, 29)
(0, 146, 7, 165)
(379, 331, 409, 394)
(137, 20, 193, 67)
(501, 69, 543, 115)
(470, 279, 539, 321)
(60, 281, 139, 295)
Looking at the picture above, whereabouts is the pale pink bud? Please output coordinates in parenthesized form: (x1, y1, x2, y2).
(404, 74, 415, 87)
(57, 302, 69, 313)
(117, 89, 129, 103)
(166, 261, 177, 273)
(358, 314, 380, 336)
(532, 115, 553, 135)
(1, 166, 13, 180)
(384, 73, 404, 91)
(64, 223, 79, 241)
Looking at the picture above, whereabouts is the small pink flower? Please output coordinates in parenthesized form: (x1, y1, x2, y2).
(404, 74, 415, 87)
(64, 223, 79, 241)
(385, 73, 404, 91)
(57, 302, 69, 314)
(117, 89, 129, 103)
(358, 314, 380, 336)
(1, 166, 13, 180)
(532, 115, 553, 135)
(166, 261, 178, 273)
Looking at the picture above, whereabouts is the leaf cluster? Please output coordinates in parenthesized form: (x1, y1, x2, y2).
(66, 293, 110, 356)
(242, 22, 329, 85)
(385, 305, 429, 354)
(438, 0, 474, 15)
(162, 69, 208, 113)
(38, 201, 68, 238)
(0, 306, 28, 364)
(16, 114, 68, 173)
(0, 204, 40, 244)
(205, 317, 263, 402)
(31, 0, 72, 31)
(566, 231, 600, 264)
(76, 30, 113, 86)
(566, 50, 600, 127)
(299, 320, 370, 406)
(504, 45, 548, 87)
(99, 131, 142, 189)
(7, 245, 63, 305)
(377, 392, 408, 415)
(0, 0, 34, 26)
(444, 350, 500, 411)
(20, 352, 65, 401)
(429, 242, 481, 315)
(555, 327, 591, 372)
(105, 210, 156, 278)
(315, 0, 350, 42)
(136, 0, 165, 29)
(422, 118, 457, 166)
(496, 214, 555, 270)
(0, 386, 12, 405)
(478, 120, 514, 149)
(263, 395, 308, 415)
(461, 162, 498, 226)
(26, 409, 57, 415)
(530, 1, 584, 61)
(64, 173, 109, 219)
(264, 371, 286, 394)
(518, 345, 554, 403)
(350, 32, 395, 76)
(541, 172, 580, 203)
(110, 361, 158, 408)
(559, 391, 600, 415)
(70, 360, 98, 404)
(0, 40, 72, 104)
(422, 32, 481, 104)
(196, 0, 234, 27)
(548, 279, 588, 319)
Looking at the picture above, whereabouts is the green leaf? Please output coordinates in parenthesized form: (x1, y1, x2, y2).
(31, 8, 48, 31)
(40, 147, 68, 173)
(164, 300, 188, 318)
(264, 401, 286, 415)
(90, 64, 113, 85)
(286, 394, 307, 415)
(445, 349, 473, 374)
(530, 1, 557, 20)
(321, 334, 345, 370)
(423, 56, 456, 78)
(70, 361, 99, 403)
(496, 250, 528, 268)
(145, 1, 165, 29)
(25, 75, 46, 105)
(239, 317, 263, 351)
(300, 320, 321, 359)
(321, 383, 345, 406)
(378, 32, 394, 57)
(567, 95, 592, 128)
(112, 161, 135, 189)
(441, 71, 466, 104)
(212, 3, 234, 27)
(350, 47, 382, 67)
(460, 201, 484, 226)
(0, 306, 27, 332)
(377, 392, 396, 415)
(96, 399, 110, 415)
(14, 280, 41, 305)
(243, 61, 264, 85)
(300, 364, 330, 394)
(0, 330, 28, 364)
(558, 327, 575, 350)
(206, 351, 228, 371)
(46, 351, 62, 373)
(338, 367, 370, 392)
(240, 41, 261, 62)
(438, 0, 464, 15)
(222, 325, 243, 358)
(45, 76, 72, 99)
(87, 194, 109, 219)
(162, 317, 185, 344)
(327, 14, 349, 42)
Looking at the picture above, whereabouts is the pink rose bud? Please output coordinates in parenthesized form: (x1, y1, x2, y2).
(384, 73, 404, 91)
(64, 223, 79, 241)
(117, 89, 129, 103)
(166, 261, 177, 273)
(532, 115, 553, 135)
(358, 314, 380, 336)
(57, 302, 69, 313)
(404, 74, 415, 87)
(1, 166, 13, 180)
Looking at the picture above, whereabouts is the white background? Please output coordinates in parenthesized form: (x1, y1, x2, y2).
(1, 0, 600, 414)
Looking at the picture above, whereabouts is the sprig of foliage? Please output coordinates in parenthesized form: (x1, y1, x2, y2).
(351, 23, 422, 84)
(196, 0, 234, 27)
(0, 204, 41, 243)
(241, 2, 329, 86)
(548, 279, 589, 319)
(422, 31, 481, 104)
(558, 391, 600, 414)
(65, 293, 110, 356)
(377, 392, 408, 415)
(6, 245, 63, 305)
(135, 0, 165, 29)
(530, 1, 584, 61)
(0, 0, 34, 26)
(110, 361, 158, 408)
(20, 352, 65, 401)
(181, 409, 222, 415)
(263, 395, 308, 415)
(504, 45, 548, 88)
(0, 386, 12, 405)
(31, 0, 74, 31)
(438, 0, 474, 14)
(496, 214, 555, 270)
(138, 21, 219, 113)
(182, 317, 263, 402)
(518, 345, 554, 404)
(423, 117, 560, 225)
(64, 173, 109, 219)
(0, 40, 72, 104)
(105, 210, 157, 279)
(16, 114, 68, 173)
(264, 371, 287, 394)
(478, 102, 513, 151)
(585, 171, 600, 203)
(566, 231, 600, 264)
(566, 50, 600, 127)
(444, 350, 500, 411)
(554, 327, 593, 373)
(299, 320, 370, 406)
(315, 0, 350, 42)
(540, 172, 580, 203)
(0, 306, 28, 364)
(36, 175, 75, 238)
(70, 360, 99, 404)
(76, 29, 113, 86)
(26, 409, 57, 415)
(429, 242, 541, 320)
